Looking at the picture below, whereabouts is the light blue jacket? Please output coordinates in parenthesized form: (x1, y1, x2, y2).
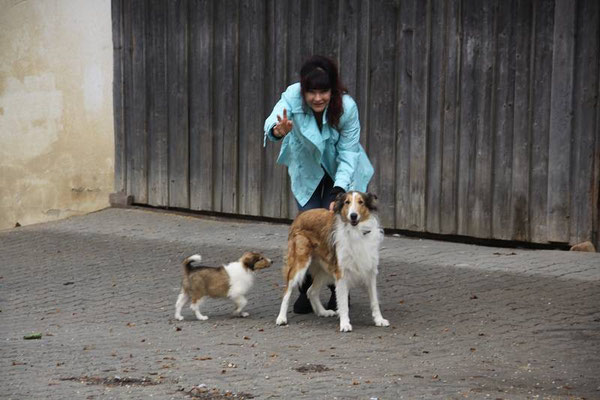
(264, 83, 374, 207)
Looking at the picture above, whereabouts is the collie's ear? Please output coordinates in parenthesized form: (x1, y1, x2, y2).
(333, 192, 346, 213)
(365, 192, 378, 211)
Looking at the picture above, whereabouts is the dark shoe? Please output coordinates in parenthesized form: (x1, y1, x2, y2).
(293, 292, 313, 314)
(326, 285, 350, 311)
(326, 285, 337, 311)
(293, 274, 314, 314)
(326, 290, 337, 311)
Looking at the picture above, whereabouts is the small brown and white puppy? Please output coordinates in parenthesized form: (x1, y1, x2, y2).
(276, 191, 388, 332)
(175, 252, 272, 321)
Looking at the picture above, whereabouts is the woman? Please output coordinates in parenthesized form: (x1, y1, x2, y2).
(263, 55, 374, 313)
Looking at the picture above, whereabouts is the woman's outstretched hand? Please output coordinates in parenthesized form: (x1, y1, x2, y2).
(273, 108, 293, 138)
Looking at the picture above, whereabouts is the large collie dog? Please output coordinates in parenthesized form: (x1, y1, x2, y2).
(276, 191, 389, 332)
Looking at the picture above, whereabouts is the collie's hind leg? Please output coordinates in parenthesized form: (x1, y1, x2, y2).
(174, 290, 189, 321)
(276, 285, 294, 325)
(307, 271, 336, 318)
(276, 237, 312, 325)
(276, 265, 309, 325)
(367, 273, 389, 327)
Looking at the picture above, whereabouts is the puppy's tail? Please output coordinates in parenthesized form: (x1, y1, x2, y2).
(182, 254, 202, 277)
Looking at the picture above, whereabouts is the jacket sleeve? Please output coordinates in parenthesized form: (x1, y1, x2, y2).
(334, 100, 361, 190)
(263, 95, 293, 147)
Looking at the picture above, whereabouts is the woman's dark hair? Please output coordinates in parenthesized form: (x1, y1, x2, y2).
(300, 55, 347, 128)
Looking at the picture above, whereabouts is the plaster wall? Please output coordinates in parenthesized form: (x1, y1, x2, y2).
(0, 0, 114, 230)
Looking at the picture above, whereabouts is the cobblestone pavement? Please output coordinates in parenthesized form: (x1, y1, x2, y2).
(1, 208, 599, 400)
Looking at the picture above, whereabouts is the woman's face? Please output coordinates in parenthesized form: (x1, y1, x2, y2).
(304, 89, 331, 113)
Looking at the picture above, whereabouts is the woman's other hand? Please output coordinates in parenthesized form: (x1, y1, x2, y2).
(274, 108, 293, 138)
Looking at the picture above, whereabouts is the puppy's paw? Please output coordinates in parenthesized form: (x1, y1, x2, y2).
(375, 317, 390, 327)
(239, 312, 249, 318)
(318, 309, 337, 318)
(276, 315, 288, 326)
(196, 315, 208, 321)
(175, 315, 184, 321)
(339, 322, 352, 332)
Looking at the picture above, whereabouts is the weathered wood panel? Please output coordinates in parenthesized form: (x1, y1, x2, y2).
(509, 0, 533, 242)
(426, 0, 445, 234)
(112, 0, 126, 194)
(369, 0, 397, 227)
(492, 0, 516, 240)
(189, 0, 213, 211)
(238, 0, 266, 216)
(127, 0, 148, 204)
(215, 0, 239, 213)
(167, 0, 189, 209)
(113, 0, 600, 248)
(147, 0, 169, 207)
(547, 0, 576, 243)
(262, 0, 290, 219)
(439, 0, 461, 235)
(529, 0, 555, 244)
(570, 0, 599, 245)
(394, 0, 413, 230)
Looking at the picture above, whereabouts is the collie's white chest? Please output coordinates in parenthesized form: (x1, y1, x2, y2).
(333, 217, 383, 286)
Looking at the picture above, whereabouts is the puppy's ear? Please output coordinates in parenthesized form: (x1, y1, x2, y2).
(241, 252, 260, 270)
(333, 192, 346, 213)
(365, 192, 378, 211)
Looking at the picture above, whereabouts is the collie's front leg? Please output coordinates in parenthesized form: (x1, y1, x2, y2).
(335, 279, 352, 332)
(367, 273, 389, 327)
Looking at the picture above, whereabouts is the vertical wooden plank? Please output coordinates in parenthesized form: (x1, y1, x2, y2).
(339, 0, 360, 98)
(369, 0, 397, 227)
(112, 0, 126, 194)
(128, 0, 148, 204)
(547, 0, 576, 242)
(509, 0, 533, 242)
(491, 0, 516, 240)
(286, 0, 303, 219)
(211, 0, 223, 212)
(288, 1, 303, 86)
(277, 0, 292, 219)
(471, 0, 495, 238)
(262, 0, 289, 218)
(313, 0, 340, 61)
(440, 0, 461, 235)
(299, 0, 315, 63)
(425, 0, 445, 234)
(408, 0, 429, 231)
(457, 0, 495, 237)
(594, 59, 600, 250)
(211, 0, 239, 213)
(189, 0, 213, 211)
(223, 0, 239, 214)
(356, 0, 370, 151)
(238, 0, 266, 216)
(395, 0, 413, 229)
(167, 0, 189, 209)
(457, 0, 481, 236)
(570, 0, 600, 244)
(529, 0, 554, 244)
(147, 0, 169, 207)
